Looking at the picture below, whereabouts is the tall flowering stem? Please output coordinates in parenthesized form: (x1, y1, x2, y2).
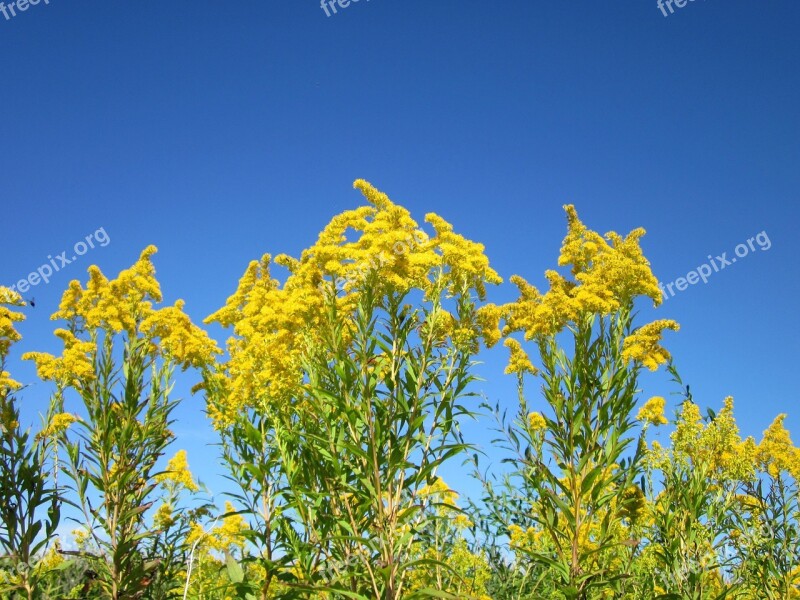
(205, 180, 501, 599)
(476, 205, 678, 599)
(24, 248, 219, 600)
(0, 288, 62, 600)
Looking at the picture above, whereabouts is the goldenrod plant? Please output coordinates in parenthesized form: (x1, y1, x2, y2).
(0, 288, 64, 600)
(474, 206, 679, 599)
(24, 248, 219, 600)
(204, 180, 501, 599)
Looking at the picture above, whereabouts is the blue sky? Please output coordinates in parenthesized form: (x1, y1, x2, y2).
(2, 1, 799, 509)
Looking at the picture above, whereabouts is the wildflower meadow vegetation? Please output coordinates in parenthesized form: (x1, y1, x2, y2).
(1, 180, 798, 600)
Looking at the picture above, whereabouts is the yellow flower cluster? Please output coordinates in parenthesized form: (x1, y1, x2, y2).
(757, 414, 800, 479)
(205, 180, 501, 428)
(478, 205, 677, 376)
(418, 476, 459, 507)
(0, 286, 25, 391)
(156, 449, 200, 492)
(621, 319, 680, 371)
(37, 412, 78, 439)
(24, 247, 220, 387)
(140, 299, 220, 370)
(24, 329, 95, 387)
(503, 338, 538, 376)
(637, 396, 668, 426)
(663, 398, 758, 481)
(154, 502, 177, 529)
(508, 523, 547, 552)
(527, 411, 547, 432)
(188, 501, 248, 552)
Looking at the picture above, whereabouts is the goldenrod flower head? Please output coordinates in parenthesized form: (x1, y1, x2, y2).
(23, 329, 96, 387)
(527, 411, 547, 432)
(503, 338, 538, 376)
(156, 449, 199, 492)
(38, 412, 78, 440)
(204, 181, 501, 429)
(33, 540, 64, 575)
(28, 248, 218, 396)
(621, 319, 679, 371)
(499, 206, 666, 342)
(192, 501, 248, 552)
(454, 514, 473, 529)
(637, 396, 668, 426)
(418, 477, 459, 508)
(154, 502, 176, 529)
(475, 303, 505, 348)
(140, 300, 221, 370)
(71, 528, 90, 550)
(757, 414, 800, 479)
(0, 287, 25, 385)
(53, 248, 162, 334)
(0, 370, 22, 393)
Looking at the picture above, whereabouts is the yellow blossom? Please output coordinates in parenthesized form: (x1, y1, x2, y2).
(204, 181, 501, 429)
(139, 300, 221, 370)
(503, 338, 538, 376)
(188, 502, 248, 552)
(154, 502, 177, 529)
(25, 248, 218, 392)
(38, 412, 78, 439)
(757, 414, 800, 479)
(491, 205, 670, 342)
(637, 396, 668, 426)
(527, 411, 547, 432)
(156, 449, 199, 492)
(0, 287, 25, 390)
(23, 329, 96, 386)
(621, 319, 680, 371)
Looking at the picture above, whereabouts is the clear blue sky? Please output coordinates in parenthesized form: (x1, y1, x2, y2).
(2, 1, 799, 509)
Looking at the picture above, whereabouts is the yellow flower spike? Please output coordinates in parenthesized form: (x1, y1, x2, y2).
(757, 414, 800, 479)
(504, 338, 538, 376)
(156, 449, 200, 492)
(140, 300, 221, 371)
(501, 206, 669, 343)
(527, 411, 547, 432)
(154, 502, 176, 529)
(637, 396, 668, 426)
(621, 319, 680, 371)
(38, 412, 78, 440)
(23, 330, 96, 387)
(0, 287, 25, 377)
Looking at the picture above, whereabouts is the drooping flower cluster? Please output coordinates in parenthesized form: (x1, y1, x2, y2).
(621, 319, 680, 371)
(205, 180, 501, 428)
